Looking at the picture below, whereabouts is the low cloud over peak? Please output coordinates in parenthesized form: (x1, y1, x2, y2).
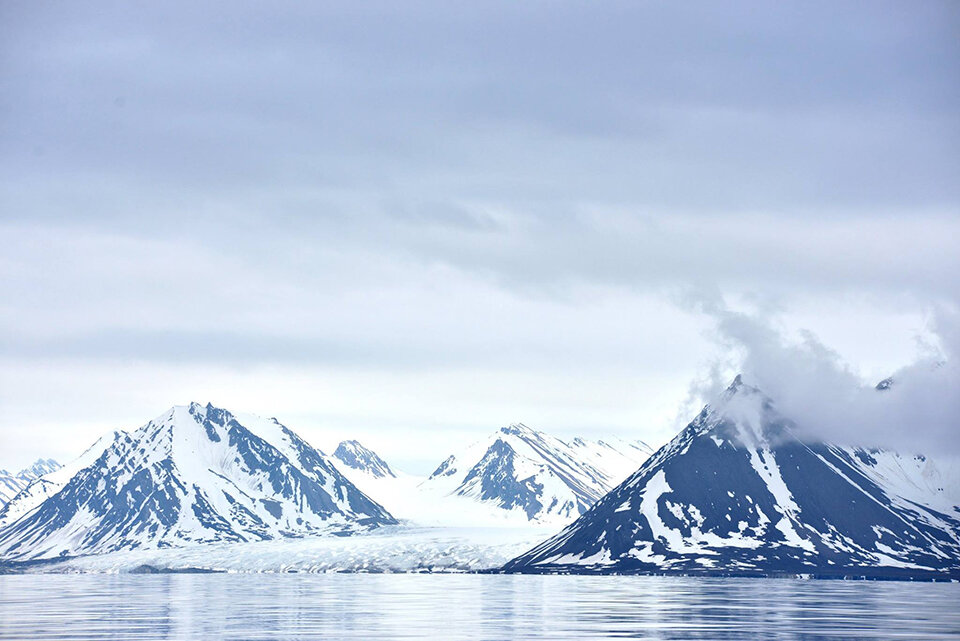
(685, 296, 959, 454)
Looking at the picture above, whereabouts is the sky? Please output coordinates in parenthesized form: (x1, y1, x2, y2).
(1, 1, 958, 473)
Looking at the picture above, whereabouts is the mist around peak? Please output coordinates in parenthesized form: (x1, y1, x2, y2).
(679, 295, 959, 455)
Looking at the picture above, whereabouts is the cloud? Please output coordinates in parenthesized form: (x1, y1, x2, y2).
(687, 293, 960, 454)
(1, 1, 958, 468)
(3, 1, 958, 224)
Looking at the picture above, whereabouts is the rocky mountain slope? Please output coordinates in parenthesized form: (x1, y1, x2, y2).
(504, 378, 960, 578)
(333, 440, 396, 478)
(0, 403, 396, 560)
(422, 423, 652, 524)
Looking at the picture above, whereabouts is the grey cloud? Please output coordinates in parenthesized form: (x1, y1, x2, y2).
(2, 0, 958, 226)
(686, 295, 960, 454)
(1, 0, 958, 464)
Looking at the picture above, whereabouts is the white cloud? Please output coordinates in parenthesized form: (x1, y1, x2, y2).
(686, 296, 960, 454)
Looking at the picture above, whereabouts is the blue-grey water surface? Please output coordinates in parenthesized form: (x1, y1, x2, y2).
(1, 574, 958, 640)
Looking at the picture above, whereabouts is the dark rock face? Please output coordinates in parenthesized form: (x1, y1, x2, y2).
(504, 380, 960, 579)
(428, 456, 457, 479)
(459, 439, 548, 520)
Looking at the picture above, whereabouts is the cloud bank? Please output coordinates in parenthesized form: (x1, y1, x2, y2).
(689, 294, 959, 454)
(1, 1, 958, 467)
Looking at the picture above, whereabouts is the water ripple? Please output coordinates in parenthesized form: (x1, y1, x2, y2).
(1, 574, 958, 640)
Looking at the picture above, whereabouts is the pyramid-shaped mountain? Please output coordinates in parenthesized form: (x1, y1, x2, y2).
(503, 377, 960, 578)
(423, 423, 651, 523)
(333, 440, 396, 479)
(0, 403, 396, 560)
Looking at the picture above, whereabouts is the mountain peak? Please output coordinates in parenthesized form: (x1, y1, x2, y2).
(499, 423, 535, 437)
(423, 422, 653, 524)
(333, 440, 396, 479)
(0, 407, 396, 560)
(182, 401, 230, 418)
(721, 374, 768, 401)
(504, 383, 960, 578)
(19, 458, 60, 480)
(711, 374, 771, 411)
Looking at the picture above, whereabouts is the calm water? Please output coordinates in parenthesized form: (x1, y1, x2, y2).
(1, 574, 958, 640)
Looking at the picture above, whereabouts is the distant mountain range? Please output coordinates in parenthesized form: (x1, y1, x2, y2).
(4, 386, 956, 579)
(0, 403, 395, 560)
(504, 377, 960, 579)
(0, 459, 60, 506)
(0, 412, 653, 559)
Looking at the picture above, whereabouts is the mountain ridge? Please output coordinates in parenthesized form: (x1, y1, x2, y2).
(333, 440, 396, 478)
(0, 403, 395, 560)
(422, 422, 652, 524)
(0, 459, 61, 507)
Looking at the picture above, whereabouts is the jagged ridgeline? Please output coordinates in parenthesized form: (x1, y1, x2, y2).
(0, 459, 60, 506)
(0, 403, 396, 560)
(423, 423, 652, 523)
(333, 440, 396, 478)
(504, 377, 960, 578)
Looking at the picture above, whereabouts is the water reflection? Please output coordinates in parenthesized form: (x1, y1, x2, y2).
(1, 574, 958, 640)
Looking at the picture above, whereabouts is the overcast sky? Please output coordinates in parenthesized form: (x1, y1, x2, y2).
(1, 1, 958, 472)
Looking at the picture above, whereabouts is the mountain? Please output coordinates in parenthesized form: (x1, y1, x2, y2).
(17, 458, 60, 481)
(503, 377, 960, 578)
(422, 423, 652, 524)
(0, 403, 396, 561)
(0, 434, 125, 529)
(0, 459, 60, 506)
(333, 440, 396, 478)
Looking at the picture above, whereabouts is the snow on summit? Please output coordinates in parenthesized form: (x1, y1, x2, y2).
(333, 440, 396, 478)
(0, 403, 396, 560)
(421, 423, 652, 525)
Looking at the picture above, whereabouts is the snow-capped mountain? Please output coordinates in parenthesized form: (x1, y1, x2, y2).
(504, 377, 960, 578)
(422, 423, 652, 524)
(17, 458, 60, 481)
(333, 440, 396, 478)
(0, 403, 396, 560)
(0, 459, 61, 506)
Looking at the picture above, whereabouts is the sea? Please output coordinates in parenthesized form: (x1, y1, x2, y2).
(1, 574, 958, 640)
